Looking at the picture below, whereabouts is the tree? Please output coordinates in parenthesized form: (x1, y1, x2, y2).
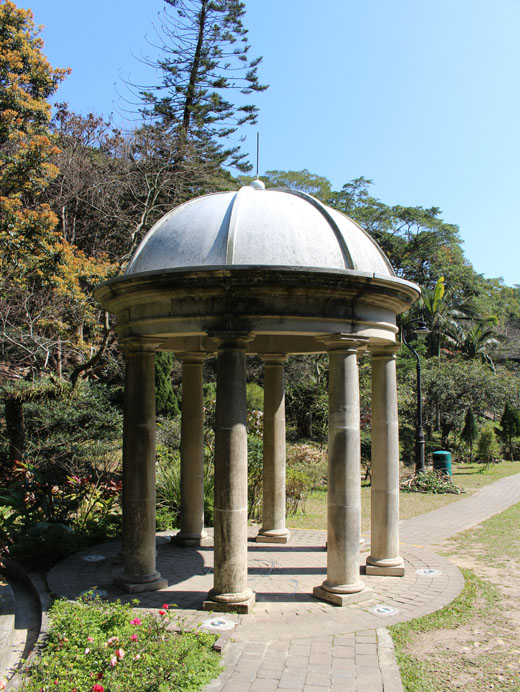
(262, 169, 332, 200)
(138, 0, 267, 171)
(499, 402, 520, 462)
(155, 352, 180, 417)
(0, 3, 112, 378)
(461, 407, 478, 462)
(0, 0, 69, 284)
(477, 423, 501, 467)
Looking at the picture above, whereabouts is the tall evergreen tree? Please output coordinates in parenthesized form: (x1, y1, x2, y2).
(139, 0, 267, 171)
(461, 406, 478, 462)
(499, 402, 520, 462)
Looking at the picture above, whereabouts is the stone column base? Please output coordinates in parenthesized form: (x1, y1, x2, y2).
(114, 574, 168, 594)
(202, 593, 256, 614)
(366, 556, 405, 577)
(313, 584, 373, 607)
(171, 532, 213, 547)
(256, 529, 291, 544)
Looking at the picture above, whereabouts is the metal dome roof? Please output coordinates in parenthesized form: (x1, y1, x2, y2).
(125, 181, 395, 277)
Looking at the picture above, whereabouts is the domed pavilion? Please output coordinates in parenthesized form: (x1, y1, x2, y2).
(94, 180, 420, 612)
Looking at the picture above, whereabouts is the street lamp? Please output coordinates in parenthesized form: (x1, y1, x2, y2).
(401, 318, 431, 473)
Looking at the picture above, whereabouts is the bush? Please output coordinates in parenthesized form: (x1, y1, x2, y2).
(155, 446, 215, 531)
(19, 593, 221, 691)
(286, 468, 309, 515)
(286, 443, 327, 490)
(0, 460, 122, 569)
(477, 423, 501, 466)
(247, 435, 263, 521)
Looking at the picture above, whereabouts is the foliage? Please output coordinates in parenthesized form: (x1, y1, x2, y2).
(0, 460, 122, 568)
(262, 169, 332, 200)
(286, 443, 327, 490)
(0, 4, 114, 378)
(400, 470, 463, 495)
(247, 434, 263, 521)
(461, 407, 478, 462)
(155, 445, 215, 529)
(477, 423, 501, 466)
(138, 0, 267, 171)
(498, 402, 520, 462)
(246, 382, 264, 411)
(19, 593, 220, 692)
(285, 467, 309, 515)
(155, 352, 180, 417)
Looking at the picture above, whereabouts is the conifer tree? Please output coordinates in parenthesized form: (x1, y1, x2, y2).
(139, 0, 267, 171)
(461, 406, 478, 463)
(499, 402, 520, 462)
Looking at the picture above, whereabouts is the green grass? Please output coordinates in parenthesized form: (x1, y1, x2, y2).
(287, 461, 520, 533)
(443, 500, 520, 566)
(389, 569, 499, 692)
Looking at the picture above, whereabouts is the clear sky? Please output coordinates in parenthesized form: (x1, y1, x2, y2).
(24, 0, 519, 287)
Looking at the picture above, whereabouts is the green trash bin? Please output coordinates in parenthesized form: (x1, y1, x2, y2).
(432, 451, 452, 477)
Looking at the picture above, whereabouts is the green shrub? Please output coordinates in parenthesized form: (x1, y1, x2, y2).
(247, 435, 263, 521)
(155, 446, 215, 530)
(286, 467, 310, 515)
(477, 422, 501, 465)
(286, 443, 327, 490)
(19, 593, 220, 691)
(246, 382, 264, 411)
(0, 461, 122, 569)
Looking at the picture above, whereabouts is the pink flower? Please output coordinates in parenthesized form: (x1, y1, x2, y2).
(130, 634, 138, 641)
(159, 610, 166, 616)
(162, 603, 169, 609)
(115, 647, 125, 660)
(87, 636, 94, 642)
(110, 655, 117, 668)
(92, 685, 104, 692)
(134, 653, 141, 660)
(130, 617, 142, 626)
(84, 647, 91, 655)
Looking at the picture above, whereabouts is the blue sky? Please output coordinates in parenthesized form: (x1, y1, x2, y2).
(25, 0, 519, 287)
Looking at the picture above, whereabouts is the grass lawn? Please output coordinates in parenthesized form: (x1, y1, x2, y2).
(390, 500, 520, 691)
(287, 460, 520, 533)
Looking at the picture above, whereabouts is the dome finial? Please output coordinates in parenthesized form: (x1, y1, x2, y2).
(249, 178, 265, 190)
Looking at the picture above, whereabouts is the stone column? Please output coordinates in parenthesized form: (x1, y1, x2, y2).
(314, 335, 371, 606)
(173, 353, 210, 547)
(203, 334, 255, 613)
(366, 346, 405, 576)
(257, 354, 290, 544)
(115, 342, 167, 593)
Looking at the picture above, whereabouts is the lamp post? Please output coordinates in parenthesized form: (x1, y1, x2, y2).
(401, 319, 431, 474)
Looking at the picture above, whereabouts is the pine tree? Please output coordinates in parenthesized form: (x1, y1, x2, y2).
(139, 0, 267, 171)
(461, 407, 478, 463)
(155, 352, 180, 417)
(499, 402, 520, 462)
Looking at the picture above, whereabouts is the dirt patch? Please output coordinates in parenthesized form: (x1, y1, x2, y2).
(403, 543, 520, 691)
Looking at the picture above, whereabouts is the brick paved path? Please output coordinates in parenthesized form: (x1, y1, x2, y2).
(47, 472, 520, 692)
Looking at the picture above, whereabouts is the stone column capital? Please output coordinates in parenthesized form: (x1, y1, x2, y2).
(321, 333, 370, 352)
(207, 331, 253, 351)
(369, 344, 401, 360)
(177, 351, 208, 365)
(260, 353, 288, 365)
(119, 337, 164, 356)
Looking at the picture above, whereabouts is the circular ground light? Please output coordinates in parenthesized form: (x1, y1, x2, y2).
(82, 554, 106, 562)
(416, 568, 441, 576)
(370, 605, 399, 616)
(200, 617, 236, 631)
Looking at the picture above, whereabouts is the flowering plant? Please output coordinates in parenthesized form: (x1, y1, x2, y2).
(19, 593, 220, 691)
